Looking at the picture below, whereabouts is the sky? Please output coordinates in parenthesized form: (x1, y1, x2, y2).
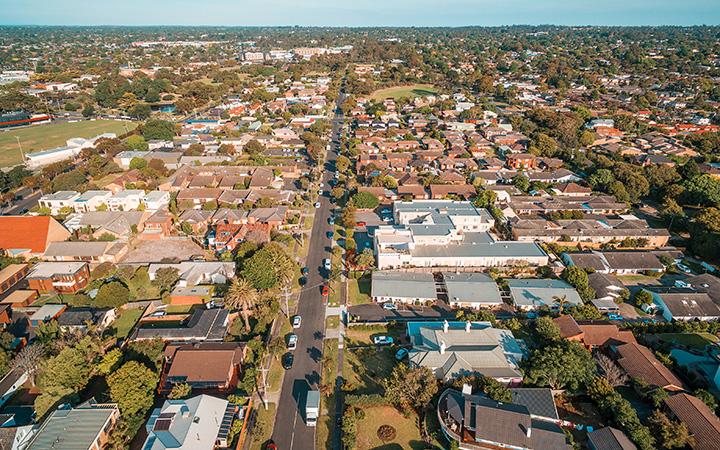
(1, 0, 719, 27)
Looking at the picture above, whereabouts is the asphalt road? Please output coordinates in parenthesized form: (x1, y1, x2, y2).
(270, 92, 345, 450)
(2, 188, 40, 215)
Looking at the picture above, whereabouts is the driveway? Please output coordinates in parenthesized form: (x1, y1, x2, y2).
(348, 302, 454, 322)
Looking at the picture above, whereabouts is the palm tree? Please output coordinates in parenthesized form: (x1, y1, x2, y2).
(226, 278, 259, 332)
(553, 294, 568, 314)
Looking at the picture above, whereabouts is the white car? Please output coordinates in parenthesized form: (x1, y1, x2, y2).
(287, 334, 298, 350)
(292, 315, 302, 329)
(323, 258, 332, 271)
(319, 182, 324, 188)
(318, 190, 324, 196)
(382, 303, 397, 310)
(373, 335, 394, 345)
(314, 202, 321, 208)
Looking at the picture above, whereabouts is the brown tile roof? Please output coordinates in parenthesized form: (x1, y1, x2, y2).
(615, 343, 685, 390)
(553, 315, 582, 339)
(664, 393, 720, 450)
(577, 323, 636, 347)
(0, 216, 55, 253)
(165, 343, 245, 384)
(587, 427, 637, 450)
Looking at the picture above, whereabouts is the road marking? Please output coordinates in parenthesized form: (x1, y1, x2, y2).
(290, 406, 298, 449)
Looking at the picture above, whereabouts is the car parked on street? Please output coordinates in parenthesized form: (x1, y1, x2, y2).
(287, 334, 298, 350)
(282, 353, 294, 370)
(292, 315, 302, 328)
(323, 258, 331, 270)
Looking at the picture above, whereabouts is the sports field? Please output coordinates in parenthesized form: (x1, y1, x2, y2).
(0, 119, 138, 167)
(369, 83, 437, 101)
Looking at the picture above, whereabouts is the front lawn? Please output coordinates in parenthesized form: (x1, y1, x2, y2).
(344, 324, 403, 347)
(369, 84, 437, 101)
(342, 346, 396, 394)
(108, 307, 144, 339)
(348, 274, 371, 305)
(249, 403, 277, 450)
(658, 332, 719, 350)
(354, 406, 428, 450)
(317, 338, 339, 450)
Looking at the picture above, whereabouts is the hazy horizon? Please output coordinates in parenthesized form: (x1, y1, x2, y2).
(1, 0, 719, 27)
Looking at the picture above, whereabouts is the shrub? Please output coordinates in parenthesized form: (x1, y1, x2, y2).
(377, 425, 397, 443)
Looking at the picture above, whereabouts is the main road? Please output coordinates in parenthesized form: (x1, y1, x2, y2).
(270, 87, 345, 450)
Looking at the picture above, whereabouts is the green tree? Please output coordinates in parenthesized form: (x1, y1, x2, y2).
(168, 382, 192, 400)
(634, 290, 653, 306)
(40, 347, 93, 393)
(108, 361, 159, 417)
(142, 119, 175, 141)
(129, 157, 148, 170)
(561, 266, 595, 301)
(351, 191, 380, 209)
(383, 364, 438, 413)
(512, 175, 530, 192)
(694, 389, 718, 412)
(152, 267, 179, 294)
(649, 410, 694, 449)
(95, 281, 130, 307)
(98, 348, 123, 375)
(534, 316, 561, 342)
(225, 278, 259, 332)
(126, 135, 149, 151)
(525, 341, 596, 391)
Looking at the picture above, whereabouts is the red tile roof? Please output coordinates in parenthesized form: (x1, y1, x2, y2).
(0, 216, 53, 253)
(664, 393, 720, 450)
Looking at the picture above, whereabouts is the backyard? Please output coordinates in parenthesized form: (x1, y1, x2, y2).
(348, 274, 371, 305)
(354, 406, 427, 450)
(657, 332, 719, 350)
(108, 307, 145, 339)
(342, 346, 396, 394)
(0, 119, 138, 167)
(369, 84, 438, 101)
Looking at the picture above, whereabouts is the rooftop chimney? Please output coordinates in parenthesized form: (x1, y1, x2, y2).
(465, 321, 471, 333)
(443, 320, 449, 333)
(526, 426, 532, 438)
(440, 340, 446, 355)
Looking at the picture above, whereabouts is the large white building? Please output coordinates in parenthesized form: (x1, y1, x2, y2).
(374, 200, 548, 269)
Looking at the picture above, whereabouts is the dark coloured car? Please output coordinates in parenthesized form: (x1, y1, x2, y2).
(282, 352, 294, 370)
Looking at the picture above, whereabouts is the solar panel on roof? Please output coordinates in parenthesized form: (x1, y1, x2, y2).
(153, 418, 172, 431)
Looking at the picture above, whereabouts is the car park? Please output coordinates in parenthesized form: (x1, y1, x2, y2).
(395, 348, 408, 360)
(382, 302, 397, 310)
(287, 334, 298, 350)
(292, 315, 302, 328)
(373, 335, 394, 345)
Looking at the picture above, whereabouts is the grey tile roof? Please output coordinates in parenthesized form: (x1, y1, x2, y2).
(132, 308, 229, 341)
(27, 401, 118, 450)
(442, 272, 502, 306)
(587, 427, 637, 450)
(509, 388, 559, 420)
(508, 279, 583, 308)
(371, 271, 437, 300)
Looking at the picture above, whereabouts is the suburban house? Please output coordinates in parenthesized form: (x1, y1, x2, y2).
(646, 288, 720, 321)
(131, 308, 229, 342)
(375, 201, 548, 269)
(663, 393, 720, 450)
(437, 388, 570, 450)
(587, 272, 627, 311)
(370, 271, 437, 304)
(0, 216, 71, 259)
(106, 190, 145, 211)
(614, 342, 686, 391)
(26, 262, 90, 294)
(143, 395, 235, 450)
(508, 279, 583, 310)
(43, 241, 129, 264)
(28, 304, 66, 327)
(0, 290, 38, 308)
(0, 369, 29, 408)
(160, 342, 246, 394)
(57, 307, 116, 332)
(563, 251, 665, 274)
(553, 316, 637, 349)
(142, 191, 171, 211)
(74, 210, 145, 239)
(407, 321, 524, 384)
(72, 190, 113, 213)
(25, 400, 119, 450)
(38, 191, 81, 214)
(0, 264, 29, 295)
(148, 262, 235, 287)
(442, 272, 503, 309)
(587, 427, 637, 450)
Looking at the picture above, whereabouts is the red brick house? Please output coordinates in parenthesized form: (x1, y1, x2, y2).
(26, 262, 90, 294)
(506, 153, 537, 170)
(0, 264, 29, 294)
